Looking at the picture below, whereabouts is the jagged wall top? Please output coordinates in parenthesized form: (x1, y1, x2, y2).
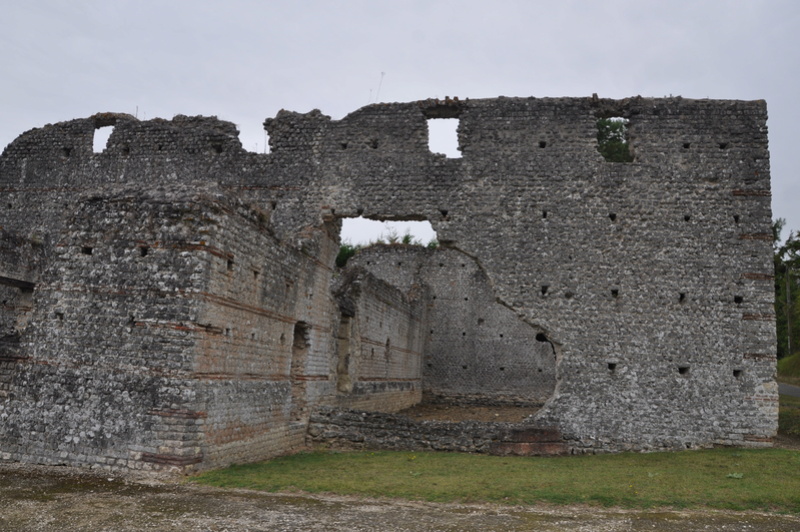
(0, 95, 772, 259)
(2, 96, 768, 169)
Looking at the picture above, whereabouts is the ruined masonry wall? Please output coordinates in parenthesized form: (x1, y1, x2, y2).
(0, 231, 44, 395)
(0, 182, 424, 471)
(190, 201, 342, 470)
(275, 96, 774, 451)
(307, 407, 555, 454)
(0, 96, 777, 472)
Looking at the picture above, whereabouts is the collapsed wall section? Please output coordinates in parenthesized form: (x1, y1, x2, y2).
(349, 245, 557, 406)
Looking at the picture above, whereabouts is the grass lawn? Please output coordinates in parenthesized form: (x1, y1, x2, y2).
(193, 445, 800, 513)
(194, 391, 800, 513)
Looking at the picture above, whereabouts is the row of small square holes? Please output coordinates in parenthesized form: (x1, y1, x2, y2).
(81, 246, 242, 271)
(337, 139, 728, 152)
(423, 364, 741, 378)
(81, 246, 149, 257)
(429, 330, 551, 342)
(540, 285, 744, 305)
(79, 245, 745, 308)
(532, 141, 730, 150)
(544, 211, 741, 224)
(607, 362, 742, 379)
(426, 363, 544, 373)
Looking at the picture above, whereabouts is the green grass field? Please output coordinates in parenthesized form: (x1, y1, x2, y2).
(193, 390, 800, 513)
(193, 444, 800, 513)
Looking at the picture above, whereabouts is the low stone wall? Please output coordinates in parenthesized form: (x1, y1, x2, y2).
(307, 407, 567, 456)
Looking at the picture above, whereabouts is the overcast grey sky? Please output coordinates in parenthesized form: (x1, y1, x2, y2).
(2, 0, 798, 243)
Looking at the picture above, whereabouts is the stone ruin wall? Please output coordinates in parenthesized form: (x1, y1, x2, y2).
(332, 267, 429, 412)
(0, 96, 777, 473)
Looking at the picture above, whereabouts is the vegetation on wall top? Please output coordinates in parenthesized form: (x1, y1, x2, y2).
(336, 229, 438, 268)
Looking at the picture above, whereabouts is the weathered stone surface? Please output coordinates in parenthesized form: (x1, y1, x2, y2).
(307, 407, 567, 456)
(0, 97, 776, 473)
(488, 442, 569, 456)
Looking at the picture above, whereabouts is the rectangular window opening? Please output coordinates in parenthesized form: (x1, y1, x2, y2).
(597, 117, 633, 162)
(93, 126, 115, 154)
(427, 118, 461, 158)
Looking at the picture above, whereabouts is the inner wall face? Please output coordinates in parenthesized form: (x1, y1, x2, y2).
(419, 252, 556, 405)
(348, 246, 556, 406)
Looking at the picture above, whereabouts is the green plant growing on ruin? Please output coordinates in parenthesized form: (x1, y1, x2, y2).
(337, 230, 436, 268)
(382, 227, 401, 244)
(597, 117, 633, 162)
(336, 241, 361, 268)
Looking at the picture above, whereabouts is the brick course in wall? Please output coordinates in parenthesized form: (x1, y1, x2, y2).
(332, 266, 430, 412)
(0, 96, 777, 473)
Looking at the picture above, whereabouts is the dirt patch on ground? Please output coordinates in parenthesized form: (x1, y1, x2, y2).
(773, 433, 800, 450)
(397, 403, 540, 423)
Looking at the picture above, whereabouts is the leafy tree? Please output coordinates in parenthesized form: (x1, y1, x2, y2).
(775, 218, 800, 358)
(597, 117, 634, 162)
